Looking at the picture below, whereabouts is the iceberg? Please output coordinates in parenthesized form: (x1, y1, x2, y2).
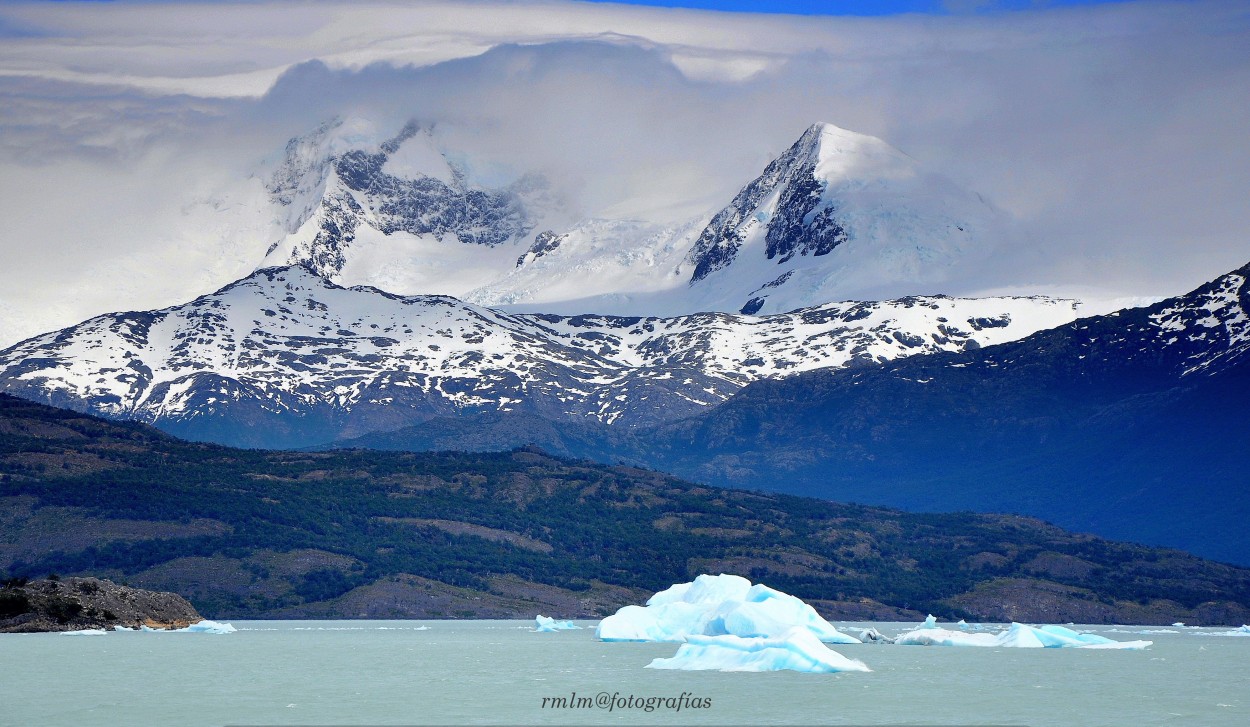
(1202, 625, 1250, 637)
(596, 574, 859, 644)
(61, 629, 107, 635)
(647, 627, 871, 673)
(139, 620, 236, 634)
(533, 615, 581, 632)
(894, 620, 1151, 649)
(182, 619, 237, 634)
(856, 627, 889, 643)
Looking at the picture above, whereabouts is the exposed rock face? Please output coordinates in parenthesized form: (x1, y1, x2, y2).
(0, 577, 203, 633)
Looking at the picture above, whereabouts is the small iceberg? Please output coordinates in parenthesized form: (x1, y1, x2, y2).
(596, 574, 859, 644)
(856, 627, 889, 643)
(182, 619, 236, 634)
(894, 619, 1150, 649)
(140, 620, 236, 634)
(647, 627, 871, 674)
(533, 615, 580, 632)
(1201, 625, 1250, 637)
(61, 629, 107, 635)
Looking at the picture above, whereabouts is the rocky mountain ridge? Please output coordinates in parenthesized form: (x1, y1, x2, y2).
(639, 260, 1250, 564)
(257, 120, 1011, 316)
(0, 265, 1076, 448)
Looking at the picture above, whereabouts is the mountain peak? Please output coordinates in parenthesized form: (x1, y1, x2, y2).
(247, 118, 1012, 318)
(803, 122, 916, 180)
(682, 121, 1000, 312)
(260, 119, 537, 286)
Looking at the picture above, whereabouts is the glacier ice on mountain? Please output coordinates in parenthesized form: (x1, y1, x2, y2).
(259, 119, 1019, 317)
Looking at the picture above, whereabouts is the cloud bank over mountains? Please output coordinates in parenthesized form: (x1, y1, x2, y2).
(0, 0, 1247, 347)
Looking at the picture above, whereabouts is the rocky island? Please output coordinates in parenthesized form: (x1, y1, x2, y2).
(0, 577, 204, 633)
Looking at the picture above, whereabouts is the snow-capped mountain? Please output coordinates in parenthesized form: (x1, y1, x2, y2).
(261, 118, 562, 298)
(639, 260, 1250, 563)
(257, 120, 1012, 317)
(678, 123, 1008, 315)
(0, 265, 1077, 448)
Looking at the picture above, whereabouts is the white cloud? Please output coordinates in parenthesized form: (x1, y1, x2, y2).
(0, 0, 1247, 347)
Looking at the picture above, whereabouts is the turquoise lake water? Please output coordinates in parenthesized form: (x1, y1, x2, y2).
(1, 620, 1246, 726)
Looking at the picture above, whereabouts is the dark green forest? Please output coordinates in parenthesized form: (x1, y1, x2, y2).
(3, 393, 1249, 624)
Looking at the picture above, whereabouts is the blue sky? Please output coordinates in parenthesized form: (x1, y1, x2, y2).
(576, 0, 1119, 15)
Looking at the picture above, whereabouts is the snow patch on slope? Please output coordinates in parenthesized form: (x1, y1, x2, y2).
(0, 266, 1079, 434)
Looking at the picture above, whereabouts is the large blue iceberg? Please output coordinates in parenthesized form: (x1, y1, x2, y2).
(596, 574, 860, 644)
(648, 626, 871, 673)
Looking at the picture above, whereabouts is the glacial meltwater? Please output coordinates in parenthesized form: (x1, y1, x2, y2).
(2, 620, 1246, 726)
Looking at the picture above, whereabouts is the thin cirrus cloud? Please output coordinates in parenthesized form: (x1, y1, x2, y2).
(0, 0, 1247, 348)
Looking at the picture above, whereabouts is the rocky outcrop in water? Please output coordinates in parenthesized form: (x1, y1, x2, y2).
(0, 577, 203, 633)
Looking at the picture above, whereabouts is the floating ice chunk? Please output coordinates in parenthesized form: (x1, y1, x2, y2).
(956, 619, 969, 630)
(894, 627, 1000, 647)
(1172, 622, 1185, 627)
(112, 625, 135, 631)
(647, 627, 871, 673)
(922, 614, 938, 629)
(182, 620, 237, 634)
(894, 622, 1150, 649)
(1078, 639, 1155, 649)
(61, 629, 107, 635)
(856, 627, 889, 643)
(596, 574, 859, 644)
(137, 620, 236, 633)
(534, 615, 581, 632)
(1202, 626, 1250, 637)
